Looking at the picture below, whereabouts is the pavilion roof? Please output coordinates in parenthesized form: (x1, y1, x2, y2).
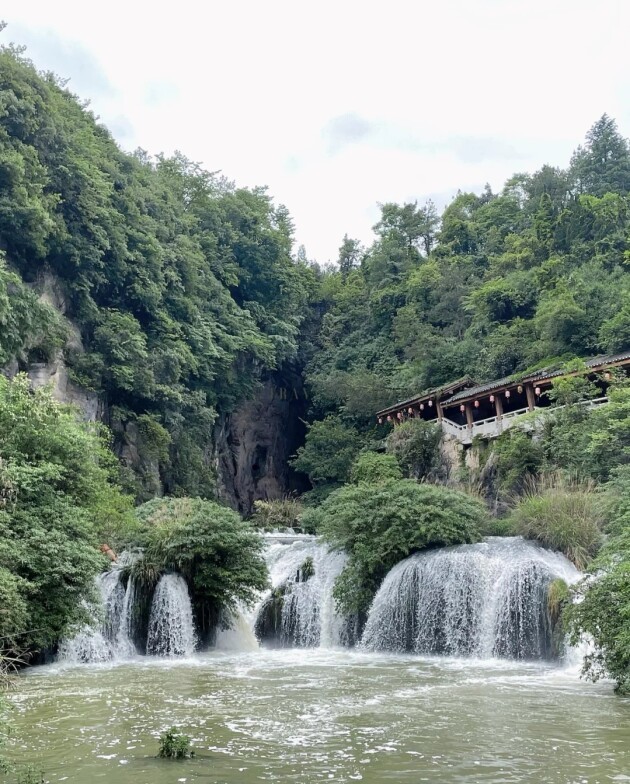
(441, 351, 630, 407)
(376, 376, 476, 418)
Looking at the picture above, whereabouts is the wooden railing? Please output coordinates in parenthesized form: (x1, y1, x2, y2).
(440, 397, 609, 445)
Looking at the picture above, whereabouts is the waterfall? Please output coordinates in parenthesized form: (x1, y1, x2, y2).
(215, 607, 259, 651)
(253, 536, 347, 648)
(58, 565, 138, 663)
(361, 537, 580, 660)
(146, 573, 196, 657)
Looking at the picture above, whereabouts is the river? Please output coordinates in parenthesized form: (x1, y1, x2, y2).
(7, 649, 630, 784)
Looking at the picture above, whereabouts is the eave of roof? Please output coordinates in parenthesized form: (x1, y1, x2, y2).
(442, 351, 630, 406)
(376, 376, 477, 417)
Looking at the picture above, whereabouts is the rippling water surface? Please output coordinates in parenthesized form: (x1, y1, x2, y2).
(7, 649, 630, 783)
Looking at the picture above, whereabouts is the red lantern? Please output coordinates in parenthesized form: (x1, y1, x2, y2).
(517, 385, 523, 394)
(460, 404, 466, 413)
(387, 415, 392, 422)
(489, 394, 495, 403)
(474, 400, 480, 408)
(535, 387, 541, 397)
(397, 412, 403, 420)
(505, 390, 511, 398)
(419, 403, 425, 411)
(408, 407, 413, 414)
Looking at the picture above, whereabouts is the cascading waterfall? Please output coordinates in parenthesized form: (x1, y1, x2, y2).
(58, 563, 137, 663)
(253, 536, 347, 648)
(360, 537, 581, 660)
(146, 573, 196, 657)
(59, 534, 581, 664)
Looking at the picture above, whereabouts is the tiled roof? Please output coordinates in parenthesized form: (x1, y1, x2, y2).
(376, 376, 476, 417)
(442, 351, 630, 406)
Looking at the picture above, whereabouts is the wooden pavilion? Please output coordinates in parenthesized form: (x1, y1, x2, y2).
(376, 352, 630, 444)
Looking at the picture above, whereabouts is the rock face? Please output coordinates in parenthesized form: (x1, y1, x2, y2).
(110, 418, 163, 501)
(10, 270, 309, 510)
(27, 353, 101, 421)
(213, 376, 309, 515)
(20, 271, 102, 422)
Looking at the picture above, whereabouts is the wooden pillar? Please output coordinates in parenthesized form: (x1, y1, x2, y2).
(436, 401, 444, 422)
(525, 383, 536, 412)
(465, 401, 474, 434)
(493, 394, 503, 435)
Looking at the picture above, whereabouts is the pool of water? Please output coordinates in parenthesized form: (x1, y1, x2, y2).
(6, 649, 630, 783)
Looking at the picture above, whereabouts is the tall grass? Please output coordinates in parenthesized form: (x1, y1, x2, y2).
(508, 474, 604, 569)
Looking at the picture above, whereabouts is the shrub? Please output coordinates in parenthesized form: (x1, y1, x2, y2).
(313, 480, 487, 614)
(508, 474, 604, 569)
(568, 470, 630, 694)
(385, 419, 442, 479)
(349, 452, 402, 484)
(251, 497, 303, 531)
(133, 498, 268, 617)
(290, 416, 362, 485)
(492, 428, 544, 496)
(568, 537, 630, 695)
(158, 728, 193, 759)
(547, 578, 570, 625)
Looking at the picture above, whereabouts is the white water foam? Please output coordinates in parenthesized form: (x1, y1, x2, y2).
(146, 573, 196, 657)
(361, 537, 580, 660)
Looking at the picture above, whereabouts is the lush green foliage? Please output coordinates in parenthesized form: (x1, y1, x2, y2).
(349, 452, 402, 484)
(298, 116, 630, 497)
(132, 498, 268, 618)
(158, 728, 193, 759)
(507, 475, 604, 569)
(291, 416, 362, 486)
(568, 470, 630, 694)
(490, 428, 544, 496)
(308, 481, 486, 614)
(251, 497, 303, 531)
(0, 255, 66, 367)
(0, 44, 314, 499)
(0, 375, 133, 651)
(385, 419, 442, 479)
(488, 378, 630, 499)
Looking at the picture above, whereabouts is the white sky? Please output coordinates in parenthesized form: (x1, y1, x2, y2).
(2, 0, 630, 262)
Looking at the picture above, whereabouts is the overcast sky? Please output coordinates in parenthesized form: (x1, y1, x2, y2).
(2, 1, 629, 262)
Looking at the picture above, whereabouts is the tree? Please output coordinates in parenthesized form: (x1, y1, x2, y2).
(0, 375, 134, 651)
(133, 497, 268, 628)
(290, 416, 362, 486)
(349, 452, 402, 484)
(309, 480, 486, 614)
(373, 201, 439, 257)
(570, 114, 630, 196)
(385, 419, 442, 479)
(337, 235, 363, 279)
(568, 469, 630, 694)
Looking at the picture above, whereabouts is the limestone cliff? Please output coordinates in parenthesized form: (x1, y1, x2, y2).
(213, 375, 310, 515)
